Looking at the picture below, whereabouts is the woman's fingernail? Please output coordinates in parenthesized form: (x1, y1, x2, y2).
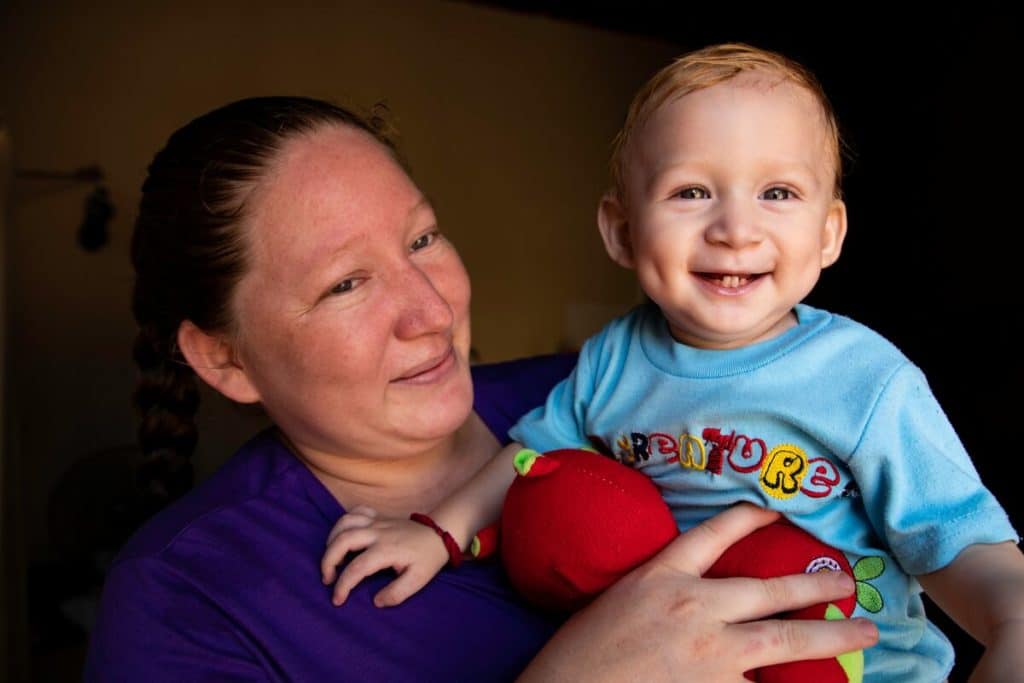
(822, 570, 854, 592)
(855, 617, 879, 639)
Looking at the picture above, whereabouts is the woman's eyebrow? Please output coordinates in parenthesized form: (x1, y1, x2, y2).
(307, 196, 436, 277)
(407, 195, 435, 221)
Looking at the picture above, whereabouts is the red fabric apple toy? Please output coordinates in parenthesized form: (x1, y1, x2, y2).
(474, 448, 864, 683)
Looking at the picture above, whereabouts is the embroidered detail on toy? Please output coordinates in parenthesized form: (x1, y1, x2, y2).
(759, 443, 808, 499)
(852, 556, 885, 613)
(806, 556, 843, 573)
(840, 481, 861, 498)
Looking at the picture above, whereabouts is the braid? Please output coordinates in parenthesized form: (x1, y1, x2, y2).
(131, 319, 198, 503)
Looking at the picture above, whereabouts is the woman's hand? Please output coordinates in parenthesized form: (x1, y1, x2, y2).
(321, 505, 449, 608)
(520, 503, 878, 682)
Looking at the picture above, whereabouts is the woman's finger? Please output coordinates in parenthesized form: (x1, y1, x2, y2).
(731, 615, 878, 672)
(655, 503, 781, 575)
(710, 571, 855, 624)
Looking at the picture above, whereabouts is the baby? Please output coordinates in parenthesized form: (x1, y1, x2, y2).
(323, 44, 1023, 681)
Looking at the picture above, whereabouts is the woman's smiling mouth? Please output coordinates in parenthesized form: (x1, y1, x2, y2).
(393, 347, 456, 384)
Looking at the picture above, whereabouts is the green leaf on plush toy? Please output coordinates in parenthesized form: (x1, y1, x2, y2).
(855, 582, 884, 613)
(513, 449, 540, 475)
(853, 556, 884, 581)
(825, 604, 864, 682)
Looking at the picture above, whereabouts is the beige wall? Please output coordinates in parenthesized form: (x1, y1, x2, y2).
(0, 1, 675, 563)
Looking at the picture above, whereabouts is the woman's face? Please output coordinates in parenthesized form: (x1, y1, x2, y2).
(229, 125, 473, 462)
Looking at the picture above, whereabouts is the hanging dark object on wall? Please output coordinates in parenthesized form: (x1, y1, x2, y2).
(78, 185, 114, 251)
(14, 164, 114, 251)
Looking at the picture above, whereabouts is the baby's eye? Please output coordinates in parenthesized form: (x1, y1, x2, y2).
(410, 230, 440, 252)
(675, 187, 709, 200)
(761, 187, 794, 201)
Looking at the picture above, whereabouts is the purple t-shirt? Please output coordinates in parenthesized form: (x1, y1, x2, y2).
(84, 354, 576, 682)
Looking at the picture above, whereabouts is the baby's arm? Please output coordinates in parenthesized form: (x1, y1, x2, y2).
(918, 541, 1024, 680)
(320, 442, 525, 607)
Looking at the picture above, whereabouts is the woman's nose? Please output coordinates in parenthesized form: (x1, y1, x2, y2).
(393, 264, 455, 340)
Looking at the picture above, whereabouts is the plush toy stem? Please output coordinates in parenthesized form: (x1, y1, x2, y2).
(513, 449, 560, 477)
(470, 524, 499, 559)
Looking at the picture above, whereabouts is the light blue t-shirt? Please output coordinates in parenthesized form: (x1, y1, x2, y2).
(510, 303, 1017, 681)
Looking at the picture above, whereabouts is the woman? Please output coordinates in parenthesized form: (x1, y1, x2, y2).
(84, 96, 876, 681)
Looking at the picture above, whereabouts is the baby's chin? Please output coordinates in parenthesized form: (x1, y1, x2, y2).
(666, 305, 801, 349)
(665, 321, 775, 350)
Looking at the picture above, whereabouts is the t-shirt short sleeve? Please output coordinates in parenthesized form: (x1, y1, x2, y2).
(472, 353, 577, 445)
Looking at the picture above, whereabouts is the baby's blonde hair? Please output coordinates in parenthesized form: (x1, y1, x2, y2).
(610, 43, 844, 202)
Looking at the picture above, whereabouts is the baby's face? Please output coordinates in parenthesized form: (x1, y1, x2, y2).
(613, 74, 846, 349)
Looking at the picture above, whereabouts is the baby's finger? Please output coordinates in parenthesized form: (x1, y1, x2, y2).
(332, 550, 401, 607)
(347, 505, 378, 518)
(321, 527, 378, 584)
(732, 615, 878, 672)
(373, 566, 434, 608)
(326, 511, 378, 545)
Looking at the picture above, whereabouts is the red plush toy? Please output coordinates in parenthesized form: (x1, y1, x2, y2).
(477, 448, 864, 683)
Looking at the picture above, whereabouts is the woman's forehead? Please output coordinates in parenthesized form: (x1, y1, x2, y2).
(245, 127, 424, 258)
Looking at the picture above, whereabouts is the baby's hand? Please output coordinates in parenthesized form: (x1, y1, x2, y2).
(321, 505, 451, 608)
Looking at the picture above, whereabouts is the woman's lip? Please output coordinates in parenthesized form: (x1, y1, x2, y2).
(393, 348, 456, 384)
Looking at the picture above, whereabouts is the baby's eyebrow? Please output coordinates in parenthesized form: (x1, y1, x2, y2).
(643, 159, 713, 194)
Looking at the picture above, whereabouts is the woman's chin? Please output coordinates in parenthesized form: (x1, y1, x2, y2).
(393, 374, 475, 442)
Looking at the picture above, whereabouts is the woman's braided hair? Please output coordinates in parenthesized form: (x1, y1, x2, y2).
(131, 96, 398, 504)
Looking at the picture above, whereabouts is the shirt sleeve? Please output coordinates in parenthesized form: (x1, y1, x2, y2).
(847, 362, 1019, 576)
(84, 556, 268, 683)
(508, 335, 604, 453)
(471, 353, 578, 445)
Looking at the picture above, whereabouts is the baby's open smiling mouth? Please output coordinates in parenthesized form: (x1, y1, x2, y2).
(695, 272, 766, 289)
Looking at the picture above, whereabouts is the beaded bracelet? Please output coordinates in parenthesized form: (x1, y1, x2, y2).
(409, 512, 463, 568)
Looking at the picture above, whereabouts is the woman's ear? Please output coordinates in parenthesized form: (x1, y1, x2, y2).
(177, 320, 261, 404)
(820, 199, 848, 268)
(597, 193, 636, 269)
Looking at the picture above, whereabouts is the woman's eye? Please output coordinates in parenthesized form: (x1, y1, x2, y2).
(410, 230, 440, 252)
(675, 187, 709, 200)
(761, 187, 794, 201)
(328, 279, 358, 296)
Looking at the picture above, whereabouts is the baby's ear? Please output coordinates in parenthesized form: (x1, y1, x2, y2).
(177, 320, 262, 404)
(820, 198, 848, 268)
(597, 192, 635, 269)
